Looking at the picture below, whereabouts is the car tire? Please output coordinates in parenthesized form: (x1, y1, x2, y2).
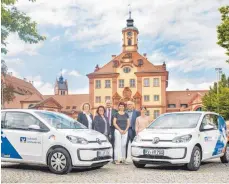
(186, 146, 201, 171)
(220, 143, 229, 163)
(133, 161, 146, 168)
(48, 148, 72, 174)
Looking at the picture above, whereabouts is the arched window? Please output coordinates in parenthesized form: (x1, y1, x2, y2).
(196, 107, 202, 111)
(128, 39, 132, 46)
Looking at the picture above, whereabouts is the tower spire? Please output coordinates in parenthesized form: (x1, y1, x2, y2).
(128, 4, 131, 19)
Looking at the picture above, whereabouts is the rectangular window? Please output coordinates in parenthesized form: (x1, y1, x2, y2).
(66, 106, 70, 109)
(72, 106, 77, 109)
(168, 104, 176, 108)
(105, 96, 111, 101)
(153, 78, 160, 87)
(130, 79, 135, 88)
(144, 78, 150, 87)
(105, 80, 111, 88)
(144, 95, 150, 102)
(146, 110, 150, 116)
(95, 80, 101, 89)
(154, 110, 160, 119)
(180, 104, 188, 108)
(154, 95, 160, 101)
(119, 79, 124, 88)
(95, 96, 101, 103)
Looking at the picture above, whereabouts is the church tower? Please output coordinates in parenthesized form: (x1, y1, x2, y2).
(54, 74, 68, 95)
(122, 8, 139, 52)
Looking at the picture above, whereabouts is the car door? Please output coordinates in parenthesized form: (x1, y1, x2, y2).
(212, 116, 227, 156)
(2, 111, 49, 163)
(199, 114, 219, 160)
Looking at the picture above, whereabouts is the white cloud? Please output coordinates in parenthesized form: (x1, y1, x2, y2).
(5, 34, 43, 57)
(7, 68, 22, 78)
(50, 36, 60, 42)
(4, 58, 24, 65)
(167, 77, 213, 91)
(68, 70, 81, 77)
(58, 68, 82, 77)
(69, 87, 89, 94)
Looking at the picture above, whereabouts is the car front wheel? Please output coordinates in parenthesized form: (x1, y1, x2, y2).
(133, 161, 146, 168)
(220, 143, 229, 163)
(186, 146, 201, 171)
(48, 148, 72, 174)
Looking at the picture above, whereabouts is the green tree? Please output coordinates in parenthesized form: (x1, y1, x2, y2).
(203, 74, 229, 120)
(1, 0, 45, 108)
(217, 6, 229, 63)
(1, 0, 46, 55)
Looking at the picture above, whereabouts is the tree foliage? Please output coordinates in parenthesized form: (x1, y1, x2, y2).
(1, 0, 46, 55)
(1, 0, 45, 107)
(217, 6, 229, 63)
(202, 74, 229, 120)
(1, 83, 15, 106)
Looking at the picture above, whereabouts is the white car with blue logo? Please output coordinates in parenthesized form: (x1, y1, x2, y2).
(131, 112, 229, 171)
(1, 109, 112, 174)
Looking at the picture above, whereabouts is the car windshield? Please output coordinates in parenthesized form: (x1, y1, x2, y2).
(148, 113, 202, 129)
(35, 111, 86, 129)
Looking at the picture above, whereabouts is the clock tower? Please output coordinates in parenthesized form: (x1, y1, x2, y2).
(122, 9, 139, 52)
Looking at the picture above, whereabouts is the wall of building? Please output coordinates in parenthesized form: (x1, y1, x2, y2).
(116, 66, 138, 96)
(93, 78, 113, 107)
(141, 76, 162, 106)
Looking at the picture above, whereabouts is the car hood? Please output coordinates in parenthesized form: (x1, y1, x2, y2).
(56, 129, 107, 141)
(138, 128, 195, 140)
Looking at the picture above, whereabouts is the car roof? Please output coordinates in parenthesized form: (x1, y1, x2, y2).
(1, 109, 49, 113)
(162, 111, 219, 116)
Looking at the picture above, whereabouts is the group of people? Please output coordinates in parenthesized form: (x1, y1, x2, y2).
(77, 100, 151, 164)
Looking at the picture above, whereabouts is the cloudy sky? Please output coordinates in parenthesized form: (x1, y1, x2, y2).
(3, 0, 229, 95)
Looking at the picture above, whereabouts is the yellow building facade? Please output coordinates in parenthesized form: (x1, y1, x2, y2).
(87, 13, 168, 120)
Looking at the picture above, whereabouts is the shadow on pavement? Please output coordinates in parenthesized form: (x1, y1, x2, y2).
(1, 163, 106, 174)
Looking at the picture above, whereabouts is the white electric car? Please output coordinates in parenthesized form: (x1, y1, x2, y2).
(1, 109, 112, 174)
(131, 112, 229, 171)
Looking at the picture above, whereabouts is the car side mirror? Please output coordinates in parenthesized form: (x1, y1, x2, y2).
(28, 124, 41, 131)
(201, 124, 215, 131)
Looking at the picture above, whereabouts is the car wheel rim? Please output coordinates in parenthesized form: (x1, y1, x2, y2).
(51, 152, 67, 171)
(193, 150, 201, 167)
(226, 144, 229, 160)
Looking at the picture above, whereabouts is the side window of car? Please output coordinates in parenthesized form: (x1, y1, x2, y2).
(200, 114, 218, 130)
(5, 112, 49, 131)
(1, 112, 6, 128)
(212, 115, 219, 129)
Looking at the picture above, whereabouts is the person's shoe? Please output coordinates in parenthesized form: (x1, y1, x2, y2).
(115, 161, 121, 165)
(123, 160, 129, 165)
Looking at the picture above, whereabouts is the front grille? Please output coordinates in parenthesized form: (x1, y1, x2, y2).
(92, 156, 112, 161)
(137, 155, 173, 159)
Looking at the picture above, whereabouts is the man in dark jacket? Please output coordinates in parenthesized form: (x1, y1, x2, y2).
(126, 101, 140, 160)
(105, 100, 117, 162)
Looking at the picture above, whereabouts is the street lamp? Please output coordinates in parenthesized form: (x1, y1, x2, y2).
(1, 82, 5, 109)
(215, 68, 222, 113)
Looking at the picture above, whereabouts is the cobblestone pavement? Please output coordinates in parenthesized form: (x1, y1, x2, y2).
(1, 159, 229, 183)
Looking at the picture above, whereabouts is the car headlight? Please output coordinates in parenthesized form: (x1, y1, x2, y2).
(172, 134, 192, 143)
(66, 135, 88, 144)
(133, 135, 142, 143)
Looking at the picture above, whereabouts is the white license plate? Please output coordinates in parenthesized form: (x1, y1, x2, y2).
(97, 149, 110, 157)
(144, 149, 164, 156)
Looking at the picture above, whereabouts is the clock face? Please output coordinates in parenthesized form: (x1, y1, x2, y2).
(127, 31, 132, 36)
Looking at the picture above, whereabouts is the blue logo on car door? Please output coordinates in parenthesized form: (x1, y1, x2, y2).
(1, 131, 22, 159)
